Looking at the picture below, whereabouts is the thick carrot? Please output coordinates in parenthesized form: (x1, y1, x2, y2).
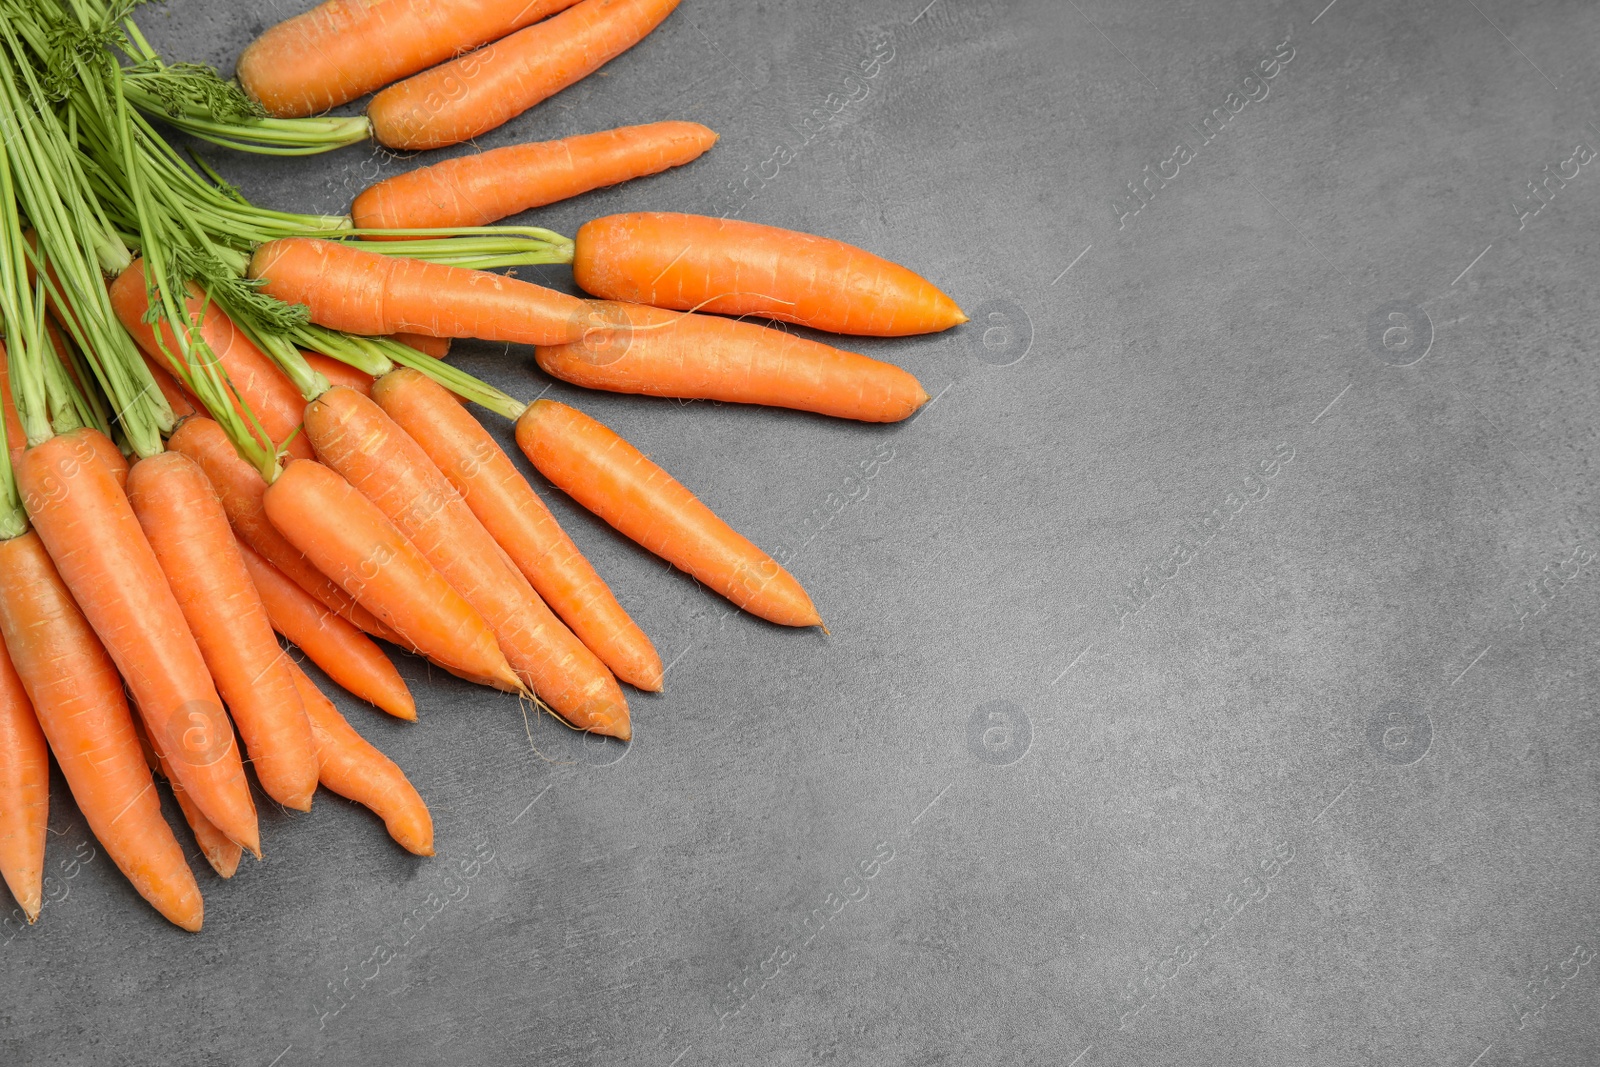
(352, 122, 718, 232)
(389, 334, 452, 360)
(237, 0, 585, 118)
(126, 452, 320, 812)
(250, 239, 586, 346)
(0, 531, 203, 930)
(306, 386, 629, 735)
(0, 632, 47, 921)
(573, 212, 968, 337)
(237, 541, 416, 722)
(539, 301, 929, 422)
(369, 0, 682, 150)
(516, 400, 821, 626)
(289, 661, 432, 856)
(303, 352, 374, 396)
(372, 368, 662, 691)
(17, 430, 260, 856)
(262, 458, 521, 691)
(138, 719, 242, 880)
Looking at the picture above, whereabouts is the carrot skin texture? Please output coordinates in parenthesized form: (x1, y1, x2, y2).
(237, 0, 584, 118)
(237, 541, 416, 722)
(373, 369, 662, 691)
(126, 453, 320, 812)
(17, 431, 261, 857)
(352, 122, 718, 232)
(369, 0, 682, 150)
(291, 663, 433, 856)
(249, 239, 586, 346)
(516, 400, 820, 627)
(573, 212, 968, 336)
(388, 333, 452, 360)
(0, 532, 203, 930)
(303, 352, 374, 396)
(145, 727, 243, 880)
(0, 632, 48, 921)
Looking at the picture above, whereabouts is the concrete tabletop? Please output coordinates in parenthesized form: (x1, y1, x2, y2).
(5, 1, 1599, 1064)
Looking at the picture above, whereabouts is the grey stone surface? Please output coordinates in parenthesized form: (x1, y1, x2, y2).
(5, 0, 1600, 1064)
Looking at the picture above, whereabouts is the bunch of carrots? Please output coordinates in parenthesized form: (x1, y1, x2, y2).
(0, 0, 965, 931)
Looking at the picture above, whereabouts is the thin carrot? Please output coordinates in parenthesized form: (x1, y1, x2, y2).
(369, 0, 682, 150)
(515, 399, 821, 627)
(0, 530, 203, 930)
(0, 631, 47, 921)
(17, 429, 260, 856)
(137, 718, 242, 880)
(373, 368, 662, 691)
(573, 212, 968, 336)
(388, 334, 452, 360)
(0, 341, 27, 460)
(237, 0, 585, 118)
(126, 452, 320, 812)
(140, 353, 196, 420)
(289, 661, 432, 856)
(352, 122, 718, 232)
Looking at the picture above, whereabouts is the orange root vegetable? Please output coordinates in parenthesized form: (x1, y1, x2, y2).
(303, 352, 375, 396)
(0, 531, 203, 930)
(262, 458, 521, 691)
(388, 334, 452, 360)
(0, 632, 48, 921)
(538, 302, 929, 422)
(143, 725, 243, 880)
(372, 369, 662, 691)
(237, 541, 416, 722)
(369, 0, 682, 151)
(573, 212, 968, 336)
(17, 430, 261, 857)
(0, 341, 25, 458)
(249, 238, 586, 346)
(516, 400, 820, 627)
(126, 452, 320, 812)
(352, 122, 717, 232)
(237, 0, 584, 118)
(141, 354, 197, 420)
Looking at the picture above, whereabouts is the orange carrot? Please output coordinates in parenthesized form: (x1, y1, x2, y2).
(306, 386, 628, 735)
(573, 212, 968, 336)
(0, 631, 47, 921)
(237, 0, 585, 118)
(352, 122, 717, 232)
(516, 400, 820, 627)
(373, 368, 662, 691)
(237, 541, 416, 722)
(388, 334, 452, 360)
(262, 458, 521, 691)
(126, 452, 320, 812)
(369, 0, 682, 150)
(138, 719, 243, 880)
(0, 531, 203, 930)
(17, 430, 260, 856)
(249, 238, 586, 345)
(539, 301, 928, 422)
(289, 661, 432, 856)
(0, 341, 28, 459)
(303, 352, 374, 396)
(141, 353, 197, 419)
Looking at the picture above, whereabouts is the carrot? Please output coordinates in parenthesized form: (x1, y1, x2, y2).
(126, 452, 320, 812)
(262, 458, 522, 691)
(573, 212, 968, 336)
(141, 353, 196, 420)
(539, 301, 929, 422)
(0, 531, 203, 930)
(249, 238, 586, 346)
(306, 385, 628, 735)
(289, 661, 432, 856)
(237, 541, 416, 722)
(237, 0, 586, 119)
(138, 719, 242, 880)
(372, 368, 662, 691)
(303, 352, 374, 396)
(16, 430, 261, 857)
(352, 122, 718, 233)
(516, 399, 821, 627)
(0, 632, 47, 921)
(369, 0, 682, 151)
(0, 341, 28, 459)
(389, 334, 452, 360)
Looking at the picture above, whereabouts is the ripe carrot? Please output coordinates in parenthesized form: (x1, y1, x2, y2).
(573, 212, 968, 336)
(372, 368, 662, 691)
(0, 341, 28, 458)
(17, 430, 261, 857)
(139, 719, 243, 880)
(262, 458, 522, 691)
(352, 122, 718, 232)
(126, 452, 320, 812)
(237, 541, 416, 722)
(306, 386, 628, 735)
(369, 0, 682, 150)
(0, 531, 203, 930)
(516, 400, 821, 627)
(0, 632, 48, 921)
(389, 334, 452, 360)
(303, 352, 374, 396)
(539, 302, 929, 422)
(237, 0, 585, 119)
(249, 238, 586, 346)
(141, 353, 196, 420)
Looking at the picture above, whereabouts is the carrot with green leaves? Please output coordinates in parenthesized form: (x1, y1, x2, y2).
(0, 631, 47, 922)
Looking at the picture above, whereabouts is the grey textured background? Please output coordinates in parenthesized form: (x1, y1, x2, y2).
(5, 0, 1600, 1064)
